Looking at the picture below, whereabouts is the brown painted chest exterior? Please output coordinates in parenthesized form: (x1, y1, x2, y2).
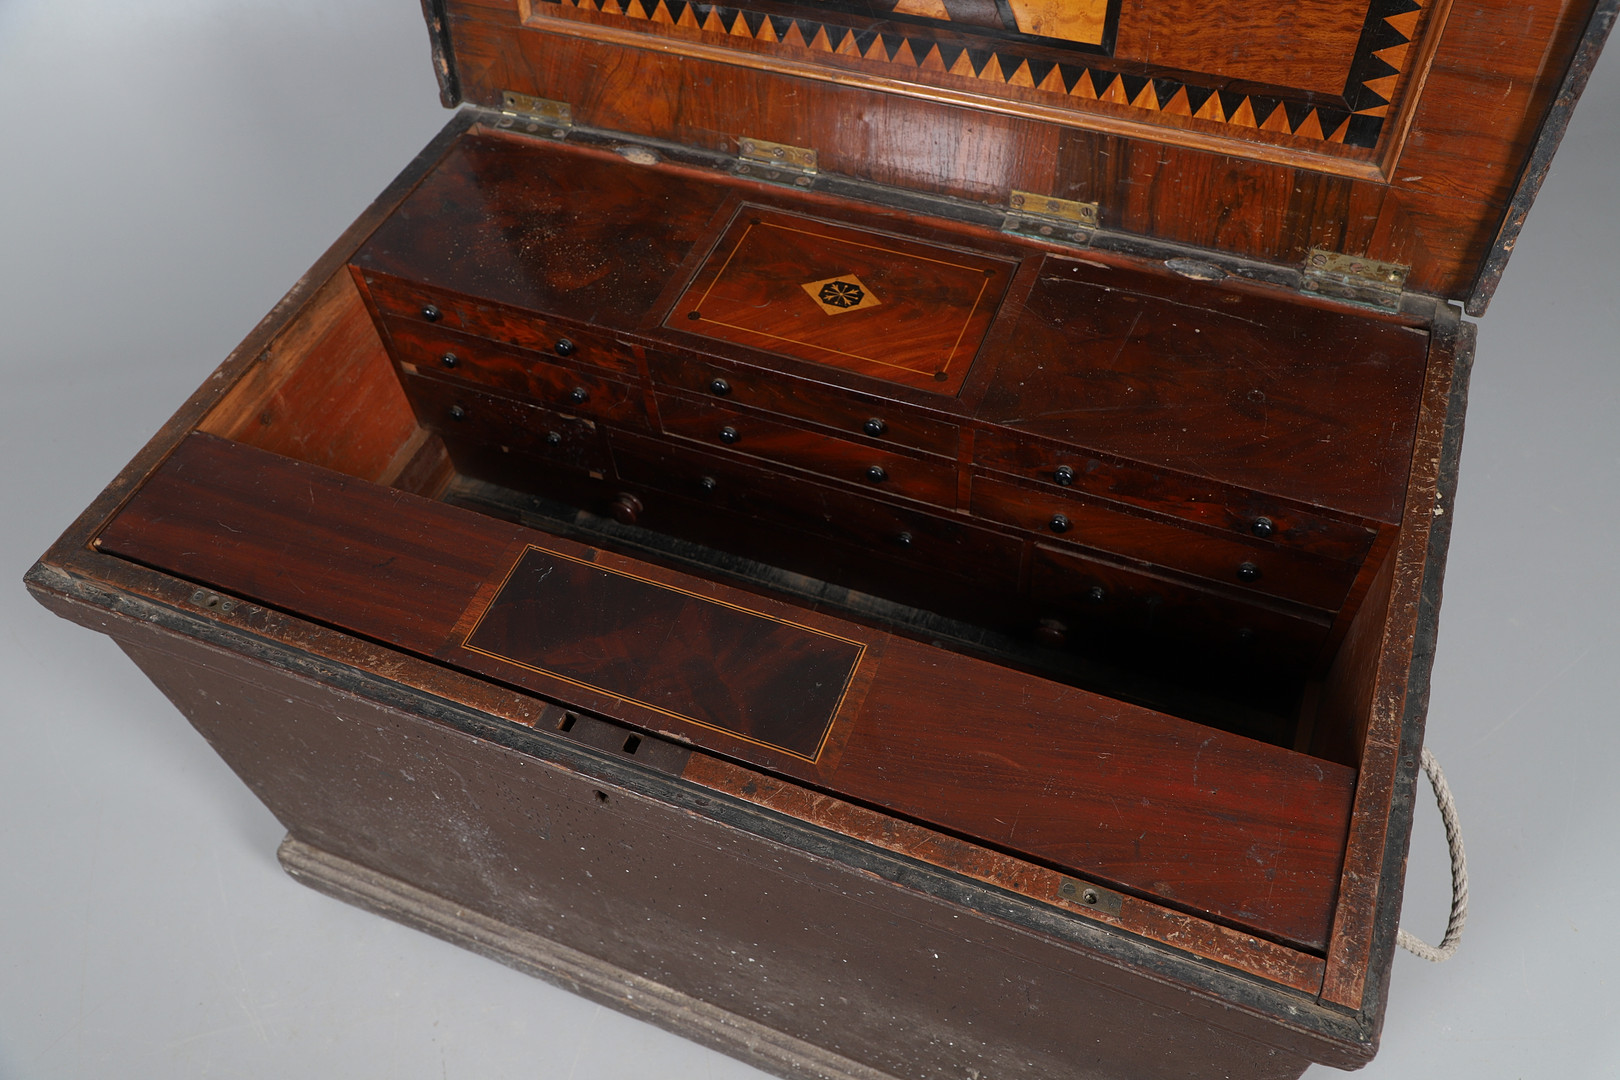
(28, 0, 1617, 1076)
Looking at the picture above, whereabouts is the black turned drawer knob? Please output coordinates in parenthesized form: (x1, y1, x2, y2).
(567, 386, 589, 405)
(1048, 513, 1072, 534)
(554, 338, 576, 357)
(447, 404, 466, 421)
(440, 352, 459, 369)
(1236, 561, 1262, 582)
(610, 493, 644, 526)
(1251, 516, 1276, 538)
(865, 465, 888, 483)
(718, 425, 740, 445)
(545, 430, 563, 447)
(698, 475, 718, 494)
(1086, 585, 1106, 604)
(894, 531, 913, 548)
(709, 377, 732, 396)
(1054, 464, 1076, 486)
(864, 417, 888, 437)
(421, 304, 442, 322)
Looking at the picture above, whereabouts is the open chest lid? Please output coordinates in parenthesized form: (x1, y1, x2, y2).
(420, 0, 1613, 314)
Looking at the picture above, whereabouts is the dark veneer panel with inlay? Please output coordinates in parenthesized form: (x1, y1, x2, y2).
(977, 256, 1431, 523)
(464, 545, 863, 761)
(670, 206, 1017, 395)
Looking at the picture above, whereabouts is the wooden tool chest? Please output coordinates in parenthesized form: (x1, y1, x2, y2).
(27, 0, 1616, 1075)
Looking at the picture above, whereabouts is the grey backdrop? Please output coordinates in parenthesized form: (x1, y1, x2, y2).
(2, 2, 1616, 1077)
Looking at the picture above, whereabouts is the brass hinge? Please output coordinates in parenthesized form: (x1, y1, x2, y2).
(1301, 248, 1409, 311)
(494, 91, 573, 136)
(734, 137, 818, 188)
(1003, 191, 1100, 246)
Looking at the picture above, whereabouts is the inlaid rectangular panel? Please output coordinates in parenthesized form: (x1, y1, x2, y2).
(462, 544, 864, 762)
(669, 207, 1016, 395)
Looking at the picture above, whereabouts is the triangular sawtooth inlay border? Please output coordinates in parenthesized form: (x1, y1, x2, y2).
(530, 0, 1433, 149)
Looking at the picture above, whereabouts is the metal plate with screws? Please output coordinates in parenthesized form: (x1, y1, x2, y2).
(1003, 191, 1099, 246)
(1057, 877, 1124, 916)
(734, 137, 818, 187)
(737, 137, 818, 173)
(497, 91, 573, 137)
(1301, 248, 1409, 311)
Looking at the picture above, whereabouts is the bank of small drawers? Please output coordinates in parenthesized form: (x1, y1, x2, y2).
(970, 474, 1358, 611)
(364, 272, 641, 377)
(1030, 545, 1330, 670)
(611, 430, 1023, 595)
(400, 371, 610, 474)
(369, 279, 1375, 664)
(655, 396, 958, 507)
(651, 352, 960, 458)
(386, 319, 646, 426)
(972, 428, 1378, 564)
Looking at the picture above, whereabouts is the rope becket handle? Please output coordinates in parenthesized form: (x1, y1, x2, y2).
(1397, 747, 1468, 962)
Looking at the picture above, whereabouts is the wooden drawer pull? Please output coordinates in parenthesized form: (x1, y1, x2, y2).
(611, 493, 644, 525)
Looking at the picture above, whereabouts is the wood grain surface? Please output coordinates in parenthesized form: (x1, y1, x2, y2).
(464, 545, 865, 760)
(976, 254, 1432, 524)
(96, 432, 1358, 951)
(340, 129, 1436, 729)
(670, 206, 1017, 394)
(434, 0, 1603, 303)
(355, 134, 1430, 523)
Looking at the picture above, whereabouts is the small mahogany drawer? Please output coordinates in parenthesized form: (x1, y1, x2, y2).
(650, 352, 959, 458)
(1030, 544, 1331, 670)
(610, 430, 1020, 590)
(360, 271, 641, 377)
(973, 428, 1377, 563)
(970, 474, 1356, 611)
(384, 318, 645, 425)
(400, 372, 610, 474)
(656, 395, 959, 508)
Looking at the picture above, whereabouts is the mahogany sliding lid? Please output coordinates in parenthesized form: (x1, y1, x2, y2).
(422, 0, 1614, 314)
